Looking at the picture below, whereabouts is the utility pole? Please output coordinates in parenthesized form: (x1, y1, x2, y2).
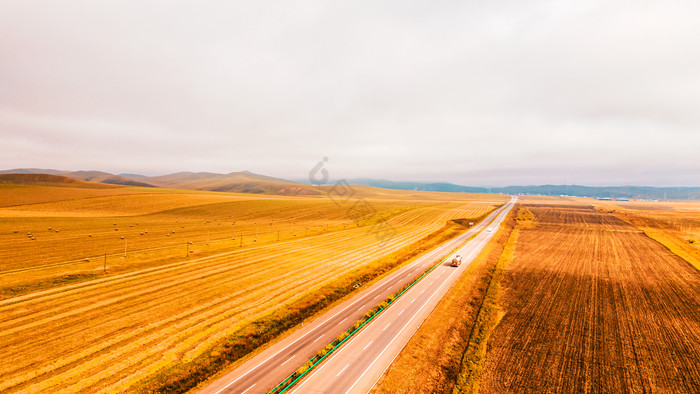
(255, 223, 258, 241)
(240, 234, 243, 247)
(124, 238, 127, 258)
(277, 230, 280, 241)
(186, 242, 189, 257)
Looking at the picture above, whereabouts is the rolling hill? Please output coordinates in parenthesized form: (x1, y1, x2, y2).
(64, 171, 156, 187)
(144, 171, 321, 195)
(3, 169, 698, 200)
(0, 173, 118, 188)
(0, 169, 154, 187)
(0, 169, 321, 196)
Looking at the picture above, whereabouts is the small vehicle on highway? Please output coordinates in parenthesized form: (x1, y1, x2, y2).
(450, 254, 463, 267)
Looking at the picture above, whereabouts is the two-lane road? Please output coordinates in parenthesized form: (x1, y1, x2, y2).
(200, 198, 515, 394)
(290, 197, 516, 393)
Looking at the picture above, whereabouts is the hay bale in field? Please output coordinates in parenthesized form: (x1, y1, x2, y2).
(48, 227, 52, 230)
(84, 258, 90, 262)
(120, 236, 124, 240)
(115, 228, 118, 231)
(140, 232, 144, 235)
(88, 234, 92, 237)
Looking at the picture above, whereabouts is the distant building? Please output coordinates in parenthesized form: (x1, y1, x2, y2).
(616, 198, 629, 201)
(597, 197, 612, 201)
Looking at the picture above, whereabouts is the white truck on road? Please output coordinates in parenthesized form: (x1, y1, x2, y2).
(450, 254, 463, 267)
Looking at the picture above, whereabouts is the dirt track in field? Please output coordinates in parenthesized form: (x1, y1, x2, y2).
(481, 203, 700, 393)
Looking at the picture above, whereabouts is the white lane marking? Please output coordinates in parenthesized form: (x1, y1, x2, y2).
(280, 355, 295, 366)
(410, 298, 416, 304)
(383, 322, 391, 331)
(241, 384, 256, 394)
(362, 340, 374, 351)
(339, 317, 348, 325)
(337, 363, 350, 376)
(420, 289, 425, 295)
(314, 335, 324, 342)
(398, 308, 405, 316)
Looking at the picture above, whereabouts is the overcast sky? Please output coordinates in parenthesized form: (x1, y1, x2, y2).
(1, 1, 699, 186)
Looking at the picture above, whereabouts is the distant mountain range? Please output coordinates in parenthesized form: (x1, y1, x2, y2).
(342, 178, 489, 194)
(0, 168, 321, 196)
(316, 178, 700, 200)
(1, 169, 698, 200)
(490, 184, 700, 200)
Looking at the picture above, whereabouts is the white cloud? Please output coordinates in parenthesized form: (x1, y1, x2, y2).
(0, 0, 698, 185)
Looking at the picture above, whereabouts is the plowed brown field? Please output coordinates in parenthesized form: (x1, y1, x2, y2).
(480, 203, 700, 392)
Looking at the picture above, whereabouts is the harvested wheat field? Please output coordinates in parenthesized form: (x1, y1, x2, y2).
(0, 181, 502, 293)
(0, 181, 505, 392)
(480, 201, 700, 392)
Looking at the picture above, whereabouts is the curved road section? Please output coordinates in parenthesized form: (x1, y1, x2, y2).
(201, 197, 515, 394)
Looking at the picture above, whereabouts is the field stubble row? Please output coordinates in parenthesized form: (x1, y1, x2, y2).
(0, 186, 503, 392)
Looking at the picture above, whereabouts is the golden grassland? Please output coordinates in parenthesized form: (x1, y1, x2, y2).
(0, 182, 506, 392)
(142, 216, 484, 393)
